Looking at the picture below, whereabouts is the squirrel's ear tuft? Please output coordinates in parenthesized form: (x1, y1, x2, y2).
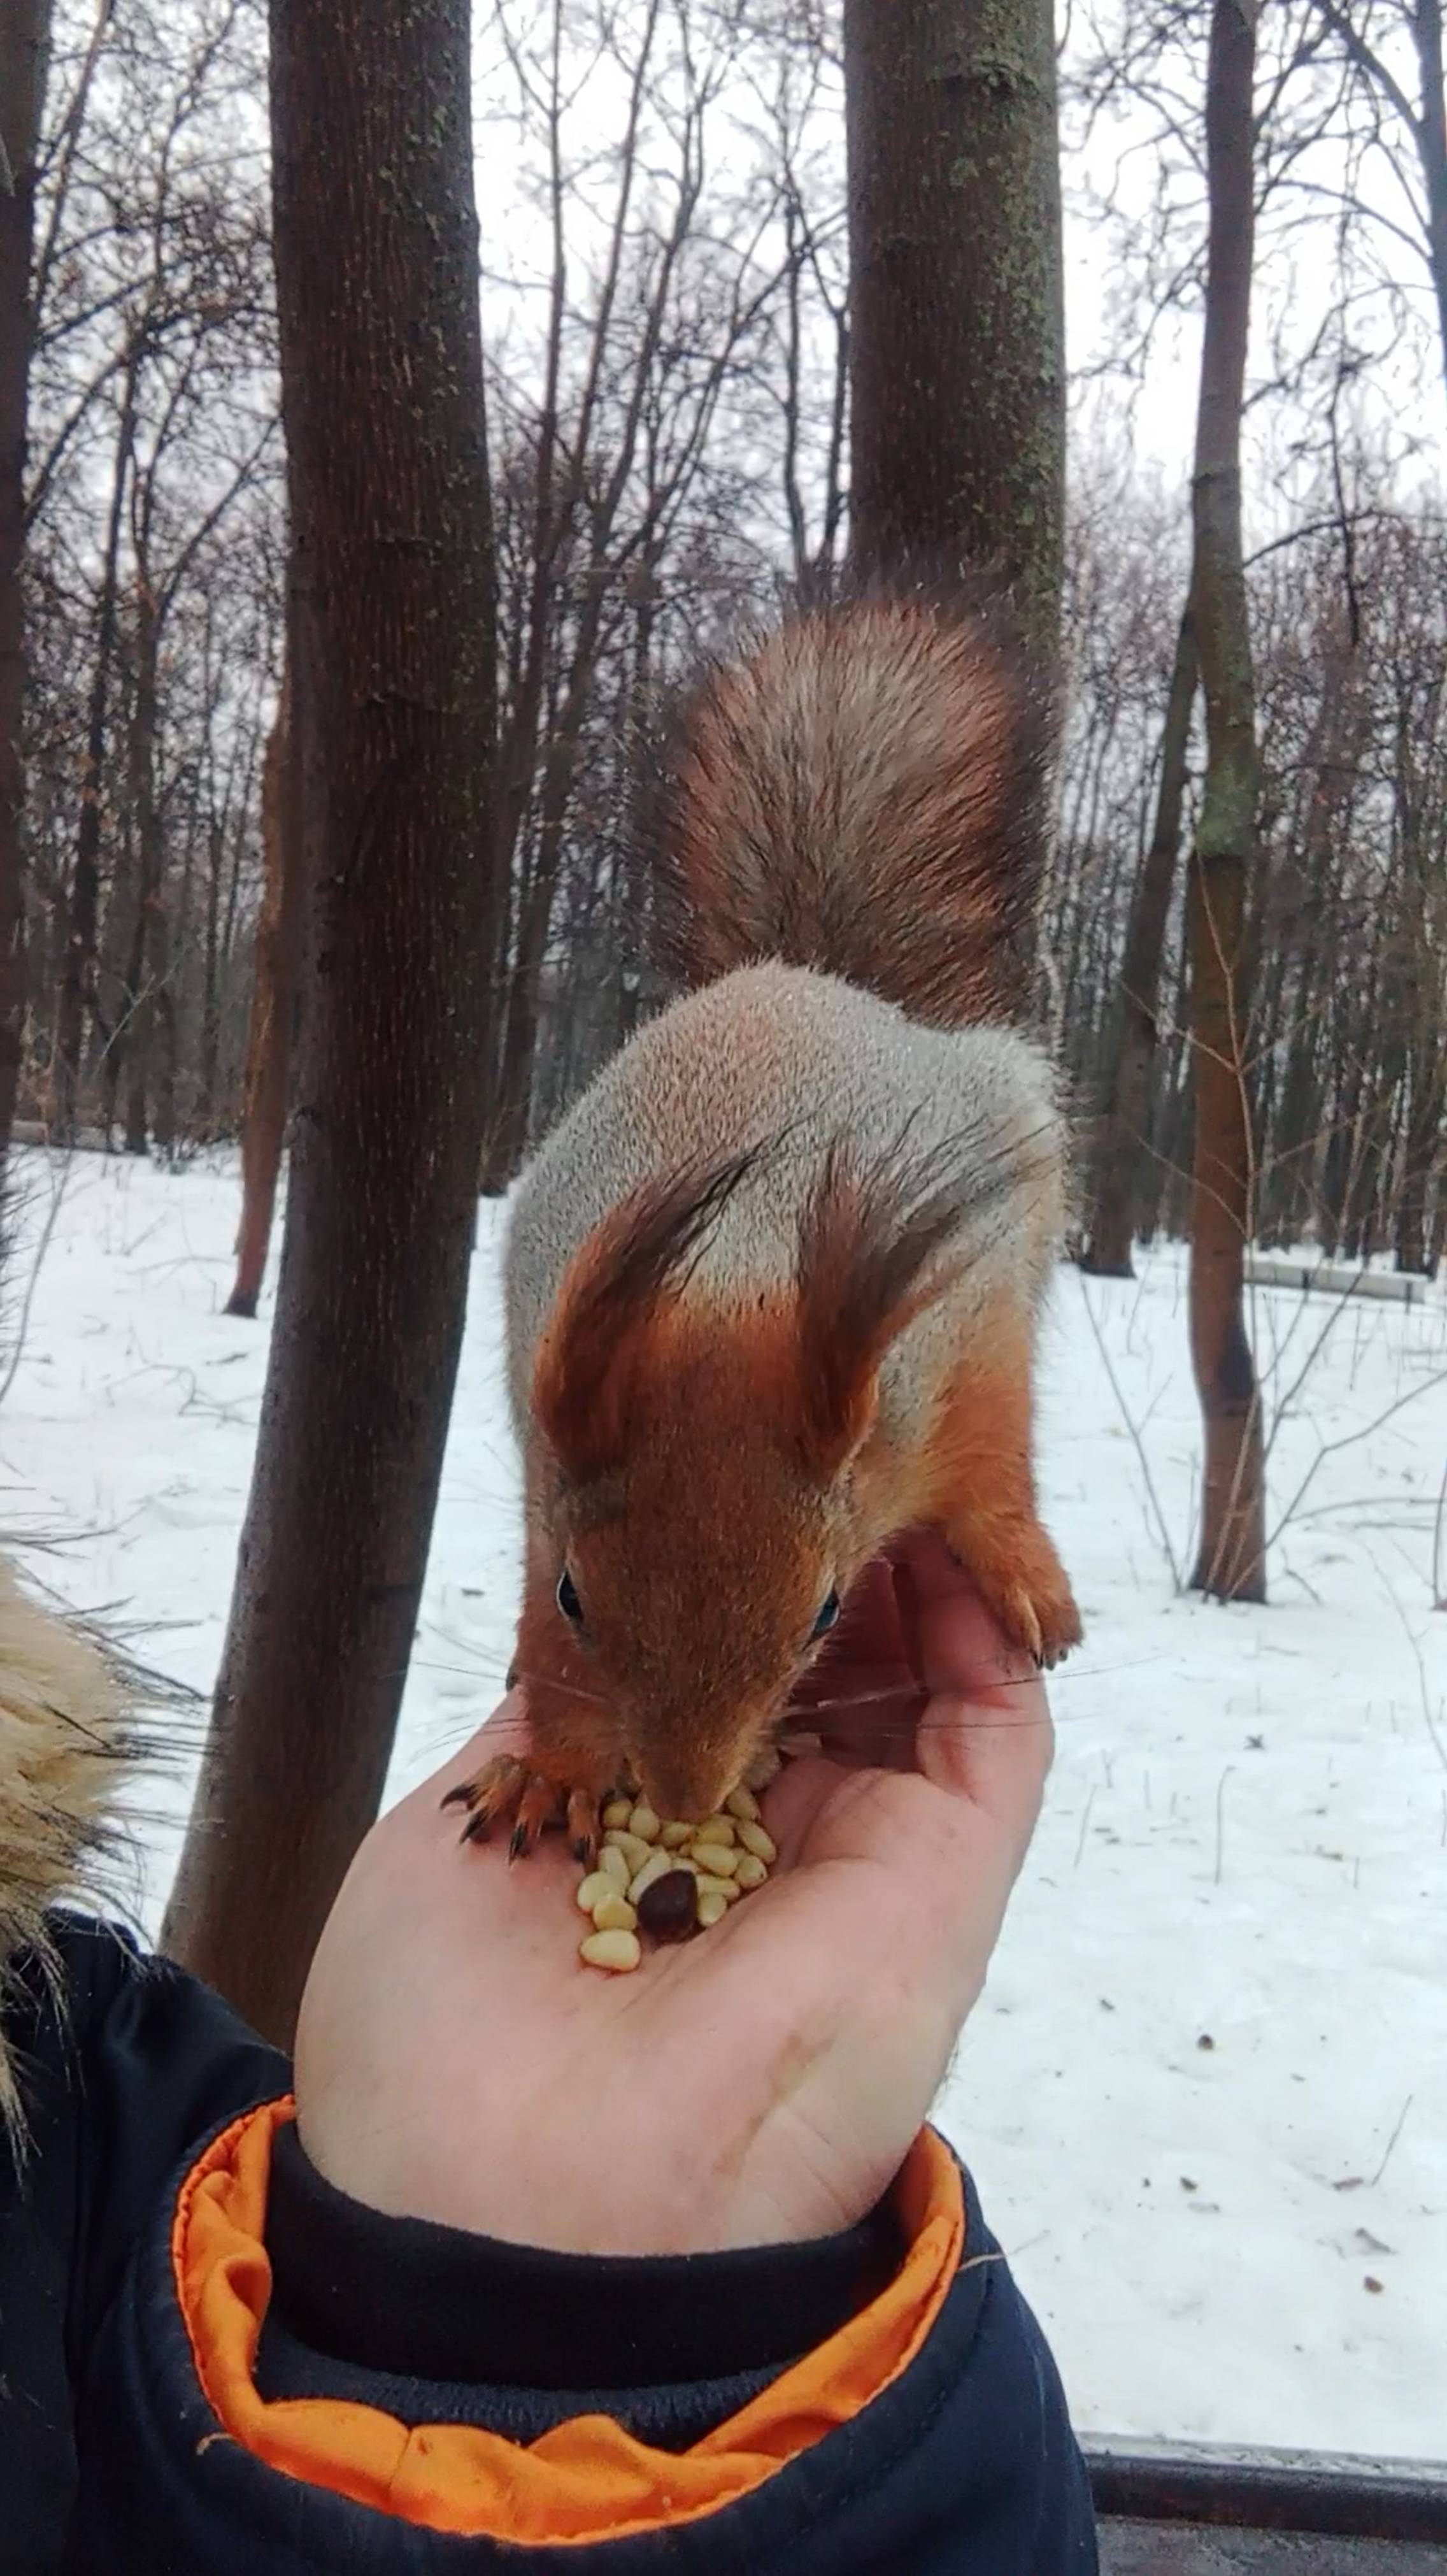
(533, 1147, 760, 1480)
(792, 1140, 982, 1475)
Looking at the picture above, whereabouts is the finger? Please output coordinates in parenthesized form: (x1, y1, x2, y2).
(895, 1528, 1039, 1703)
(815, 1691, 924, 1771)
(759, 1757, 1023, 2066)
(892, 1532, 1052, 1844)
(786, 1554, 920, 1768)
(790, 1556, 907, 1707)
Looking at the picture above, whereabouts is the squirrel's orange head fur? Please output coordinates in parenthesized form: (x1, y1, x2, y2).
(525, 1147, 966, 1818)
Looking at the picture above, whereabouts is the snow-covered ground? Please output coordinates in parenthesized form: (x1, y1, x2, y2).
(4, 1145, 1444, 2461)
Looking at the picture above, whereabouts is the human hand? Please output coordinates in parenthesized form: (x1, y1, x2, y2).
(295, 1527, 1051, 2255)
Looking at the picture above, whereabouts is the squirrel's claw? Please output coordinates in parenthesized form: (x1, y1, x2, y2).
(565, 1786, 601, 1866)
(443, 1755, 602, 1866)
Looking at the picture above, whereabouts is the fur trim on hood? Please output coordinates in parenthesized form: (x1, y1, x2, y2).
(0, 1559, 131, 2129)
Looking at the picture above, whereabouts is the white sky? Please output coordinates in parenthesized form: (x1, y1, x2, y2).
(469, 2, 1447, 557)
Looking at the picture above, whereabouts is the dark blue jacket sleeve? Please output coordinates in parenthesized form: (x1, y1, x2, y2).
(2, 1916, 1096, 2575)
(72, 2111, 1096, 2572)
(0, 1913, 286, 2576)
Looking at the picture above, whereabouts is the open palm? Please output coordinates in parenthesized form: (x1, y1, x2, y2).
(296, 1528, 1051, 2255)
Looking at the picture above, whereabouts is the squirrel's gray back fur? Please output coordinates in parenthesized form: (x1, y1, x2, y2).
(506, 960, 1063, 1443)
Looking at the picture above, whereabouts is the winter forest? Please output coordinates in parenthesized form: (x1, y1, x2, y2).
(6, 0, 1447, 1268)
(3, 0, 1446, 2485)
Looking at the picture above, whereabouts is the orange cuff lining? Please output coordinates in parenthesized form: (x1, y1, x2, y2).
(172, 2096, 964, 2547)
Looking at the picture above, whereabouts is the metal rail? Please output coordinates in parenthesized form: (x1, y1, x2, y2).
(1087, 2439, 1447, 2568)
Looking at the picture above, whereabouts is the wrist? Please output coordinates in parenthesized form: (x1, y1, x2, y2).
(297, 2042, 897, 2256)
(270, 2116, 902, 2387)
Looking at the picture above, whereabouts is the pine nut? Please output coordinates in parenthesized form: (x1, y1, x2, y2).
(580, 1929, 642, 1972)
(735, 1820, 776, 1864)
(576, 1780, 773, 1959)
(629, 1847, 676, 1903)
(690, 1842, 738, 1878)
(604, 1829, 652, 1873)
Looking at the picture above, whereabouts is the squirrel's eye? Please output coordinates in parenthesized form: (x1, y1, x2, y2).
(557, 1568, 583, 1623)
(811, 1588, 841, 1640)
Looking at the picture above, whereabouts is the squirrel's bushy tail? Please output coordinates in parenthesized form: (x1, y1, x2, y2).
(660, 592, 1053, 1027)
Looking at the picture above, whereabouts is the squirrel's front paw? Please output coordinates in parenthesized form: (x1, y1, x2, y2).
(993, 1574, 1083, 1671)
(941, 1512, 1083, 1672)
(443, 1756, 605, 1865)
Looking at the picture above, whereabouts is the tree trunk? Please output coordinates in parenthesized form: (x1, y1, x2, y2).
(154, 794, 195, 1159)
(1267, 996, 1323, 1249)
(1343, 1034, 1406, 1259)
(478, 564, 611, 1191)
(478, 706, 583, 1190)
(197, 811, 223, 1132)
(478, 836, 552, 1192)
(150, 892, 177, 1157)
(1409, 0, 1447, 399)
(0, 0, 49, 1162)
(160, 0, 497, 2046)
(1186, 0, 1265, 1605)
(53, 347, 138, 1140)
(116, 583, 161, 1153)
(227, 667, 298, 1317)
(1430, 1170, 1447, 1278)
(1395, 1056, 1443, 1275)
(842, 0, 1065, 648)
(1082, 608, 1197, 1275)
(1320, 1019, 1370, 1258)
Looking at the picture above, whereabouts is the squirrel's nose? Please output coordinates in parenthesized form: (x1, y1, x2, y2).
(629, 1749, 734, 1828)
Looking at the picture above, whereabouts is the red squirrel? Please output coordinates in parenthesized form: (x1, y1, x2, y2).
(448, 592, 1081, 1859)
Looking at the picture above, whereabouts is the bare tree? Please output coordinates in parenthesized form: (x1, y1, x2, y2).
(225, 657, 296, 1313)
(1308, 0, 1447, 400)
(1186, 0, 1267, 1600)
(103, 371, 274, 1150)
(477, 0, 799, 1189)
(50, 336, 139, 1140)
(18, 0, 276, 1145)
(0, 0, 50, 1159)
(161, 0, 497, 2044)
(1082, 609, 1198, 1273)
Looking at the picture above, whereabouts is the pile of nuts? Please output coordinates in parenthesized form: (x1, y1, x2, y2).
(575, 1761, 780, 1974)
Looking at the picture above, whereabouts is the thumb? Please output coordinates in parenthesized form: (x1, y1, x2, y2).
(893, 1531, 1053, 1852)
